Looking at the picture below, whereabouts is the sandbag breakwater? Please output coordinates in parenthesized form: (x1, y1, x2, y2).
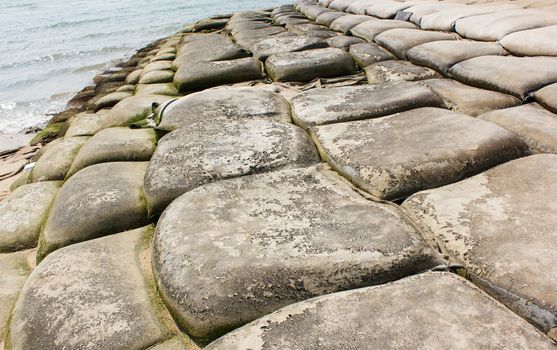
(1, 0, 557, 349)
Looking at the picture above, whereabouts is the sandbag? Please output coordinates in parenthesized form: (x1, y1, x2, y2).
(265, 47, 357, 82)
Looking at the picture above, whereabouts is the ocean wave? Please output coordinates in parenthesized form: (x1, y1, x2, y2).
(0, 98, 66, 134)
(0, 46, 134, 70)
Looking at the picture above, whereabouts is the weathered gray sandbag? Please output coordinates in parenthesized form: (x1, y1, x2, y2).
(250, 35, 328, 61)
(274, 15, 308, 26)
(193, 17, 228, 31)
(330, 14, 374, 34)
(149, 337, 188, 350)
(291, 80, 444, 128)
(157, 87, 291, 132)
(315, 11, 346, 26)
(93, 91, 133, 111)
(101, 94, 174, 128)
(420, 78, 521, 116)
(138, 70, 174, 84)
(117, 84, 136, 92)
(350, 19, 417, 41)
(157, 46, 176, 55)
(534, 83, 557, 113)
(449, 56, 557, 99)
(406, 40, 508, 75)
(67, 128, 156, 177)
(125, 69, 143, 84)
(300, 4, 333, 20)
(349, 42, 395, 68)
(174, 57, 264, 91)
(233, 25, 285, 39)
(265, 48, 357, 82)
(312, 107, 528, 200)
(478, 103, 557, 154)
(328, 0, 354, 12)
(144, 119, 319, 216)
(364, 0, 416, 18)
(135, 83, 179, 96)
(420, 3, 520, 31)
(173, 40, 247, 69)
(153, 165, 441, 341)
(287, 24, 337, 38)
(8, 226, 174, 350)
(206, 272, 556, 350)
(401, 154, 557, 335)
(499, 25, 557, 57)
(225, 21, 272, 35)
(30, 136, 89, 182)
(454, 9, 557, 41)
(150, 52, 176, 62)
(365, 60, 441, 84)
(345, 0, 376, 14)
(405, 2, 464, 25)
(0, 250, 33, 342)
(374, 28, 460, 59)
(178, 33, 227, 48)
(326, 34, 365, 50)
(65, 110, 110, 137)
(38, 162, 150, 260)
(0, 182, 60, 252)
(142, 61, 173, 74)
(236, 32, 297, 51)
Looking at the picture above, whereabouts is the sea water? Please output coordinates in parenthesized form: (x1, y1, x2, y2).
(0, 0, 288, 134)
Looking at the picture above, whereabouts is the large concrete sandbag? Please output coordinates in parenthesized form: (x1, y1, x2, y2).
(144, 119, 319, 216)
(265, 47, 356, 82)
(312, 107, 528, 200)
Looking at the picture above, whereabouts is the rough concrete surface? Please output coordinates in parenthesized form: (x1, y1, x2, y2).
(153, 165, 440, 341)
